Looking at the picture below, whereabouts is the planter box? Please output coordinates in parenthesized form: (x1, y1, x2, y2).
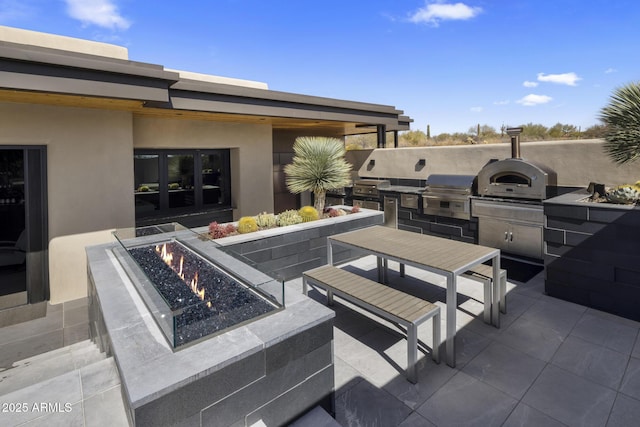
(544, 190, 640, 321)
(204, 207, 384, 281)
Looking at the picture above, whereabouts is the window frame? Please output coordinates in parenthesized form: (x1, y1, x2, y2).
(134, 148, 231, 221)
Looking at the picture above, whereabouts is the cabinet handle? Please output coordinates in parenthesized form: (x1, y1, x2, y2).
(509, 232, 513, 242)
(504, 231, 509, 241)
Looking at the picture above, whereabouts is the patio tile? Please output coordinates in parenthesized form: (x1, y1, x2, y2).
(0, 328, 64, 369)
(382, 357, 456, 410)
(80, 357, 121, 398)
(397, 411, 436, 427)
(462, 342, 546, 399)
(518, 296, 586, 336)
(607, 393, 640, 427)
(465, 291, 539, 339)
(20, 402, 84, 427)
(502, 403, 566, 427)
(416, 371, 518, 426)
(335, 379, 411, 427)
(0, 308, 62, 348)
(620, 356, 640, 401)
(83, 386, 129, 427)
(522, 364, 616, 427)
(494, 316, 565, 362)
(333, 355, 363, 395)
(447, 327, 491, 368)
(0, 370, 83, 425)
(333, 326, 411, 387)
(570, 312, 638, 355)
(550, 335, 629, 390)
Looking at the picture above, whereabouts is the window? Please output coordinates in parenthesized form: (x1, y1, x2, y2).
(134, 149, 230, 221)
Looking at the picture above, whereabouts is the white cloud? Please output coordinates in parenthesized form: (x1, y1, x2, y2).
(493, 100, 509, 105)
(537, 72, 581, 86)
(65, 0, 131, 30)
(516, 94, 552, 106)
(409, 1, 482, 26)
(523, 81, 538, 88)
(470, 106, 483, 112)
(605, 67, 617, 74)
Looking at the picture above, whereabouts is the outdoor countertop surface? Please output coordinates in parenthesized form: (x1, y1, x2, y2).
(380, 185, 424, 194)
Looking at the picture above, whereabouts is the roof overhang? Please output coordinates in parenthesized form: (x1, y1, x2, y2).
(0, 39, 412, 136)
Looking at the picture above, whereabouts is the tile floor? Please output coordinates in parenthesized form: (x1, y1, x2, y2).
(301, 256, 640, 427)
(1, 256, 639, 426)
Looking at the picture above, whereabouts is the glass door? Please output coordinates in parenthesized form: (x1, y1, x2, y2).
(0, 149, 27, 308)
(0, 147, 47, 309)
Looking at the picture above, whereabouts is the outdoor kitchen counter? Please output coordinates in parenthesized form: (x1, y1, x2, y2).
(380, 185, 424, 194)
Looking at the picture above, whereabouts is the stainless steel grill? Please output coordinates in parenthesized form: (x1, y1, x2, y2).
(352, 179, 390, 210)
(422, 174, 476, 220)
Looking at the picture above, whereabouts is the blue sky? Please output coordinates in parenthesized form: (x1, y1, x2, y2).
(1, 0, 638, 135)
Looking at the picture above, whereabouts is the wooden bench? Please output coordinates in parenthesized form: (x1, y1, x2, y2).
(302, 265, 440, 384)
(393, 260, 506, 327)
(462, 264, 507, 327)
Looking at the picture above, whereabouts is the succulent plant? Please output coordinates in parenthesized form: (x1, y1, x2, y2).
(255, 212, 277, 228)
(606, 183, 640, 204)
(277, 209, 303, 226)
(209, 222, 237, 239)
(350, 205, 361, 213)
(327, 208, 347, 217)
(298, 206, 319, 222)
(168, 183, 180, 190)
(137, 185, 150, 192)
(237, 216, 258, 234)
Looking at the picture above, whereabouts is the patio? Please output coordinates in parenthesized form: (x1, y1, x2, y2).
(1, 255, 640, 426)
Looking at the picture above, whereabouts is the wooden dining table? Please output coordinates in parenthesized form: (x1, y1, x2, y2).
(327, 225, 501, 368)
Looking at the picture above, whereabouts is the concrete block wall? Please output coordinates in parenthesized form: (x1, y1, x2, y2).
(544, 190, 640, 321)
(219, 209, 384, 280)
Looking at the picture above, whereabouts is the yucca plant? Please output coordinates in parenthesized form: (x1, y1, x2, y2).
(284, 136, 352, 214)
(599, 81, 640, 164)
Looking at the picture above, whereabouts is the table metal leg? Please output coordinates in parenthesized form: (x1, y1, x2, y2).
(446, 273, 457, 367)
(492, 255, 501, 328)
(377, 257, 383, 282)
(328, 240, 334, 266)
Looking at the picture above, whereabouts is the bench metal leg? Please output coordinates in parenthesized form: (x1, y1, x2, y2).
(400, 263, 405, 277)
(302, 277, 308, 295)
(482, 277, 492, 325)
(377, 257, 383, 282)
(499, 271, 507, 314)
(432, 310, 440, 364)
(407, 323, 418, 384)
(327, 289, 334, 306)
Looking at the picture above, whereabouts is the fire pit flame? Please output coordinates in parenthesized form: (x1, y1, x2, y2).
(156, 243, 212, 308)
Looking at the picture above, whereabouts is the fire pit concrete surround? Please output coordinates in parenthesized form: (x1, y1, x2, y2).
(87, 228, 336, 426)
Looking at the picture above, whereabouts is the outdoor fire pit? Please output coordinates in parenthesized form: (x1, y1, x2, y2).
(113, 225, 282, 348)
(88, 223, 334, 426)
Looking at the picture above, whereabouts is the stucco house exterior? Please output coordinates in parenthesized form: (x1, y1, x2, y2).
(0, 26, 410, 313)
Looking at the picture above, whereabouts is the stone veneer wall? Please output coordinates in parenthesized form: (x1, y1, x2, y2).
(87, 231, 335, 426)
(544, 190, 640, 321)
(211, 208, 384, 280)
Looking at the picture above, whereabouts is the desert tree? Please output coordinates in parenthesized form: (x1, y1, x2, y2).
(284, 136, 352, 213)
(600, 81, 640, 164)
